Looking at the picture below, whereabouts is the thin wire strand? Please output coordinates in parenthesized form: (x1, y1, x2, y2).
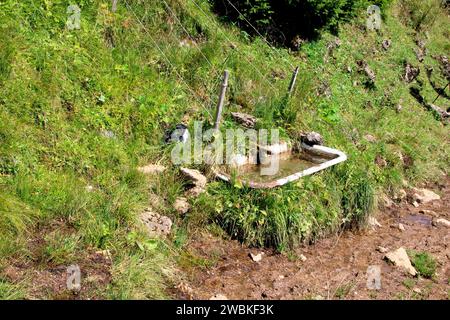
(162, 0, 218, 74)
(124, 0, 214, 120)
(160, 0, 224, 104)
(188, 0, 279, 93)
(224, 0, 296, 70)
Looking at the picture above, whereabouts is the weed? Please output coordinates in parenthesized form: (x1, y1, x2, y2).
(408, 250, 437, 279)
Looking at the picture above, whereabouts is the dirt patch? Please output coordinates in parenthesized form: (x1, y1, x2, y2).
(177, 176, 450, 300)
(2, 221, 112, 300)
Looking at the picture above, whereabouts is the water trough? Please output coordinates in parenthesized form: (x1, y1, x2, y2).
(212, 143, 347, 189)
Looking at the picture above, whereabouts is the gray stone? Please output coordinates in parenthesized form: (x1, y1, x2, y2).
(412, 188, 440, 204)
(231, 112, 257, 128)
(140, 209, 172, 237)
(250, 252, 264, 262)
(384, 247, 417, 276)
(301, 132, 323, 146)
(180, 167, 207, 188)
(174, 197, 190, 215)
(435, 218, 450, 228)
(376, 246, 388, 253)
(382, 39, 391, 50)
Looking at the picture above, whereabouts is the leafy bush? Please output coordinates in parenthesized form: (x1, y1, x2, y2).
(210, 0, 394, 44)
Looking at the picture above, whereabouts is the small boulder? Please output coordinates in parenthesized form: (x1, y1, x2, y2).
(174, 197, 190, 215)
(403, 63, 420, 83)
(398, 223, 406, 231)
(375, 154, 387, 168)
(434, 218, 450, 228)
(384, 247, 417, 276)
(299, 254, 307, 262)
(376, 246, 388, 253)
(231, 112, 257, 128)
(249, 252, 264, 262)
(382, 39, 391, 50)
(412, 188, 440, 204)
(140, 209, 172, 238)
(301, 132, 323, 146)
(185, 186, 206, 197)
(180, 167, 207, 188)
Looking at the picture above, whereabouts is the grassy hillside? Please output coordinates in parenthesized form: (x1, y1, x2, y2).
(0, 0, 448, 299)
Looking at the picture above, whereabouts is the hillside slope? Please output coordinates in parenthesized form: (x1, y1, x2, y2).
(0, 0, 448, 299)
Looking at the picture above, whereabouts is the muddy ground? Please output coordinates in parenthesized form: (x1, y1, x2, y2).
(177, 177, 449, 300)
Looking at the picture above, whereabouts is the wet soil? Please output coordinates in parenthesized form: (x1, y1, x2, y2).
(177, 177, 450, 300)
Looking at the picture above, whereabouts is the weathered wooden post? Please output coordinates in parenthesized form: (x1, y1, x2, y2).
(214, 70, 230, 131)
(112, 0, 118, 12)
(288, 66, 299, 97)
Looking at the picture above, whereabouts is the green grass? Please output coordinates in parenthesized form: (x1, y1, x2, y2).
(408, 250, 437, 279)
(0, 0, 448, 298)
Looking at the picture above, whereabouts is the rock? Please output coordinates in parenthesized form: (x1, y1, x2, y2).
(140, 209, 172, 238)
(366, 265, 381, 290)
(375, 154, 387, 167)
(210, 294, 228, 300)
(137, 164, 166, 175)
(419, 209, 437, 217)
(403, 63, 420, 83)
(434, 218, 450, 228)
(364, 134, 377, 143)
(382, 39, 391, 50)
(174, 197, 190, 215)
(317, 81, 332, 97)
(412, 188, 440, 204)
(86, 185, 94, 192)
(299, 254, 307, 262)
(100, 129, 116, 139)
(413, 288, 422, 294)
(396, 104, 402, 113)
(415, 48, 426, 63)
(376, 246, 388, 253)
(368, 216, 382, 228)
(412, 201, 420, 208)
(185, 186, 206, 197)
(394, 189, 407, 201)
(231, 112, 257, 128)
(384, 247, 417, 276)
(381, 194, 394, 208)
(176, 282, 194, 300)
(165, 124, 189, 144)
(301, 132, 323, 146)
(250, 252, 264, 262)
(180, 167, 207, 188)
(398, 223, 406, 231)
(357, 60, 376, 82)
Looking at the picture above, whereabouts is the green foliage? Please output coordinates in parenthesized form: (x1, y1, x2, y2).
(398, 0, 443, 31)
(408, 250, 437, 279)
(211, 0, 395, 42)
(0, 0, 448, 299)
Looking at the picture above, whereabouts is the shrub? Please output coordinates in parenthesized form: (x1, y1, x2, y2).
(210, 0, 394, 44)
